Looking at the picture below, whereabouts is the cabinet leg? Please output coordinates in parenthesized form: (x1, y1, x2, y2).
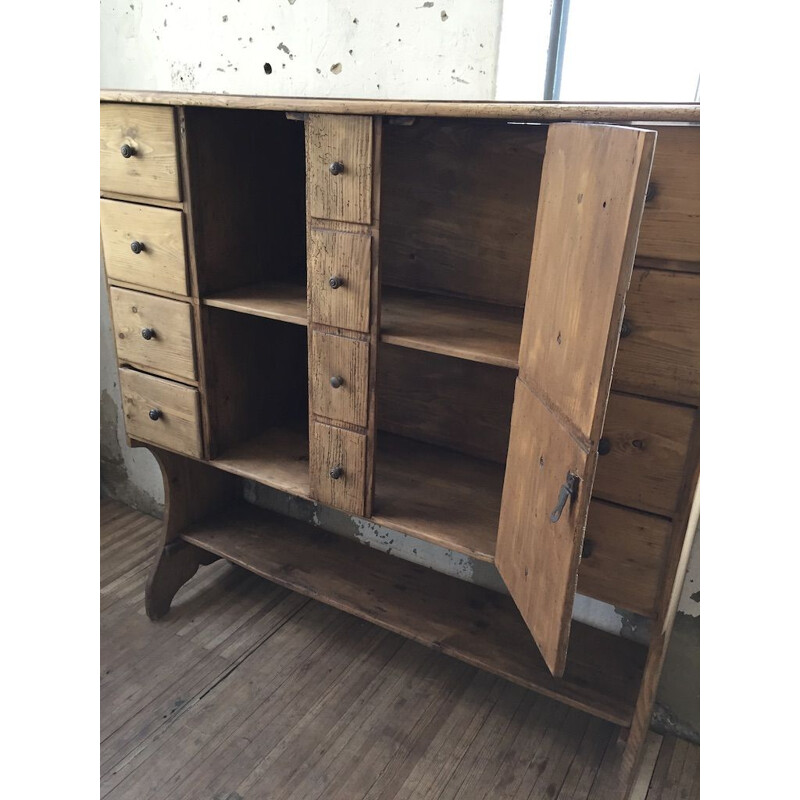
(137, 443, 239, 620)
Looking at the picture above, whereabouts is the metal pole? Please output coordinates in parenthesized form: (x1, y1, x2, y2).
(543, 0, 571, 101)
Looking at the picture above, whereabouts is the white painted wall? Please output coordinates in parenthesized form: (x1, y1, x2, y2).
(101, 0, 502, 99)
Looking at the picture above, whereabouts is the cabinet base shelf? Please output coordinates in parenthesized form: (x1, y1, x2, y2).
(180, 500, 645, 727)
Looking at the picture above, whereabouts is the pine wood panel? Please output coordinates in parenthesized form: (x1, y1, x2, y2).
(498, 380, 594, 675)
(310, 423, 367, 515)
(310, 330, 370, 427)
(373, 433, 504, 562)
(309, 227, 372, 333)
(100, 103, 181, 201)
(638, 126, 700, 263)
(119, 368, 202, 458)
(110, 287, 197, 382)
(180, 501, 646, 726)
(381, 287, 524, 368)
(381, 119, 547, 307)
(498, 123, 655, 678)
(306, 114, 373, 224)
(579, 501, 671, 618)
(595, 394, 697, 517)
(202, 282, 308, 326)
(212, 427, 311, 499)
(100, 199, 188, 295)
(377, 343, 515, 465)
(517, 124, 656, 447)
(615, 268, 699, 405)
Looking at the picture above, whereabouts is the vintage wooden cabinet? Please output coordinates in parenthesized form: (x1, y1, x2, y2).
(100, 91, 699, 793)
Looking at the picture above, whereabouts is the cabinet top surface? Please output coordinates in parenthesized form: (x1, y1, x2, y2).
(100, 90, 700, 124)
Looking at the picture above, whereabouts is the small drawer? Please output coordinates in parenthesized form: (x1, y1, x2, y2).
(309, 227, 372, 333)
(100, 103, 181, 201)
(637, 126, 699, 263)
(119, 368, 202, 458)
(306, 114, 373, 224)
(310, 330, 369, 427)
(110, 287, 197, 382)
(594, 393, 697, 517)
(100, 199, 188, 295)
(310, 422, 366, 515)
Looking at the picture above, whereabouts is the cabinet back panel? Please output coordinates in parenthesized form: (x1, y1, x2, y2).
(184, 108, 306, 295)
(381, 119, 547, 307)
(202, 308, 308, 455)
(377, 344, 515, 464)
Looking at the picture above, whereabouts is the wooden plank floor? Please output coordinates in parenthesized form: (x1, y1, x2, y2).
(100, 499, 700, 800)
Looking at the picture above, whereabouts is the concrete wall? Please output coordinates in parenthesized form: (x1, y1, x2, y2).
(100, 0, 699, 741)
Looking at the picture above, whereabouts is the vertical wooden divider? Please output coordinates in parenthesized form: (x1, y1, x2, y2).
(175, 107, 213, 460)
(305, 114, 382, 517)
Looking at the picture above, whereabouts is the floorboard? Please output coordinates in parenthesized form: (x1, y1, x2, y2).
(100, 499, 699, 800)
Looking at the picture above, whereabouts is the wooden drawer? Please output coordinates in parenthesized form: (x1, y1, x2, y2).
(110, 287, 196, 382)
(306, 114, 373, 223)
(310, 330, 369, 427)
(614, 268, 699, 405)
(309, 227, 372, 333)
(119, 368, 202, 458)
(100, 103, 181, 201)
(637, 126, 699, 263)
(578, 501, 671, 618)
(595, 394, 697, 517)
(100, 199, 188, 295)
(310, 422, 366, 515)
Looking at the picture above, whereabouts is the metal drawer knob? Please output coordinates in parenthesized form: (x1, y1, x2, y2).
(148, 409, 162, 421)
(329, 465, 344, 480)
(329, 275, 344, 289)
(330, 375, 344, 389)
(141, 328, 155, 341)
(130, 240, 145, 255)
(120, 144, 136, 158)
(329, 161, 344, 176)
(598, 437, 611, 456)
(620, 319, 633, 338)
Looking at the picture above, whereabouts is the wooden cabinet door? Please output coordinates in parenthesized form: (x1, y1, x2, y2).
(496, 123, 656, 678)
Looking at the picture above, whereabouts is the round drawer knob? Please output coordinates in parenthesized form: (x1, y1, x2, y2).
(141, 328, 155, 341)
(148, 409, 162, 421)
(329, 466, 344, 480)
(620, 319, 633, 338)
(130, 240, 145, 255)
(329, 275, 344, 289)
(329, 161, 344, 176)
(120, 144, 136, 158)
(330, 375, 344, 389)
(598, 437, 612, 456)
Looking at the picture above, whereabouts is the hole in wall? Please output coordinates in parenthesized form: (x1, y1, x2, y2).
(263, 62, 273, 75)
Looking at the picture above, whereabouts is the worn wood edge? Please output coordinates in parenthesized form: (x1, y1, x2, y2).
(100, 91, 700, 123)
(100, 190, 185, 211)
(621, 416, 700, 783)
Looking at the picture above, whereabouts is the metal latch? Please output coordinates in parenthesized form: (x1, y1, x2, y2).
(550, 472, 579, 523)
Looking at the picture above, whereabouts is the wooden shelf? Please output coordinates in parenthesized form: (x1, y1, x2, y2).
(203, 282, 307, 326)
(373, 434, 504, 562)
(212, 427, 310, 498)
(381, 287, 523, 369)
(181, 501, 646, 727)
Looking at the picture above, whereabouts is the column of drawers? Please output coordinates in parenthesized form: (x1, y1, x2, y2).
(100, 103, 203, 459)
(305, 114, 377, 516)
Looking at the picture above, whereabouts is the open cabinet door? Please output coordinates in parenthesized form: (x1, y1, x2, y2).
(496, 123, 656, 677)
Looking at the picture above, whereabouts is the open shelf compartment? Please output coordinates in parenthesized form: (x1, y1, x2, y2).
(181, 500, 646, 727)
(378, 117, 546, 370)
